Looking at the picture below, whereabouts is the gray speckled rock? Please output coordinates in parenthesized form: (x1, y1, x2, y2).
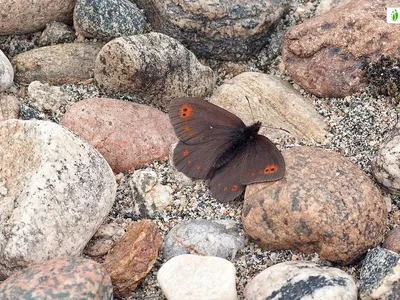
(244, 261, 357, 300)
(372, 123, 400, 195)
(0, 120, 116, 279)
(163, 219, 245, 261)
(0, 50, 13, 92)
(243, 146, 388, 264)
(135, 0, 290, 60)
(94, 32, 215, 109)
(359, 247, 400, 300)
(0, 94, 19, 121)
(27, 81, 70, 114)
(0, 257, 113, 299)
(38, 21, 75, 46)
(74, 0, 145, 39)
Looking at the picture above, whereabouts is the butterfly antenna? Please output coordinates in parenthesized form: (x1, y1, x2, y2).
(265, 126, 291, 134)
(245, 96, 255, 122)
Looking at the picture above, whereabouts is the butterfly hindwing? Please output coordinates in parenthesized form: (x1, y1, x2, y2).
(169, 97, 246, 145)
(240, 135, 285, 184)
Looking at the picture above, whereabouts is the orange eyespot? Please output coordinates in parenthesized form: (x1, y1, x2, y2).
(232, 185, 238, 191)
(195, 165, 201, 170)
(179, 104, 193, 118)
(183, 150, 189, 157)
(184, 126, 191, 132)
(187, 160, 192, 164)
(223, 187, 228, 191)
(263, 164, 279, 174)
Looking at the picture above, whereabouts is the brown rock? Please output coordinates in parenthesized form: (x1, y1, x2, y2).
(282, 0, 400, 97)
(0, 257, 112, 299)
(383, 227, 400, 254)
(103, 220, 163, 298)
(209, 72, 327, 142)
(0, 94, 19, 121)
(135, 0, 290, 61)
(0, 0, 75, 35)
(94, 32, 215, 109)
(60, 98, 177, 173)
(242, 146, 387, 264)
(12, 43, 104, 85)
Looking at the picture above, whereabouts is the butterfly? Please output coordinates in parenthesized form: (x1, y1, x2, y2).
(168, 97, 285, 202)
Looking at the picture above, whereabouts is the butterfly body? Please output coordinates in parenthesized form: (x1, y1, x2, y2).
(169, 97, 285, 202)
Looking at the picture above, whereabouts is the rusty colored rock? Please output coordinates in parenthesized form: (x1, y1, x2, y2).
(282, 0, 400, 97)
(242, 146, 387, 264)
(383, 227, 400, 254)
(103, 220, 163, 298)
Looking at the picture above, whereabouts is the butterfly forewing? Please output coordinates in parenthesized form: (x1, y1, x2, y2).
(240, 135, 285, 184)
(169, 97, 246, 145)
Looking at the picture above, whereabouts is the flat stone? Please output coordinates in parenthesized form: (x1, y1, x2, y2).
(0, 50, 13, 92)
(0, 94, 19, 121)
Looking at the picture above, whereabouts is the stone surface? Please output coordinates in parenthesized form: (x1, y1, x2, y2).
(74, 0, 145, 39)
(0, 257, 113, 299)
(244, 261, 357, 300)
(130, 169, 173, 217)
(0, 120, 116, 278)
(163, 219, 246, 261)
(359, 247, 400, 300)
(372, 123, 400, 195)
(0, 50, 13, 92)
(103, 220, 162, 298)
(94, 32, 215, 109)
(0, 94, 19, 121)
(383, 227, 400, 254)
(84, 222, 125, 257)
(315, 0, 352, 15)
(60, 98, 177, 173)
(12, 42, 104, 85)
(38, 21, 75, 46)
(27, 81, 70, 114)
(135, 0, 290, 61)
(209, 72, 327, 142)
(282, 0, 400, 97)
(0, 0, 75, 35)
(157, 254, 237, 300)
(242, 146, 387, 264)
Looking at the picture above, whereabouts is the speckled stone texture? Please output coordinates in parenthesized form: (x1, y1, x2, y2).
(244, 261, 357, 300)
(0, 0, 75, 35)
(163, 219, 246, 261)
(0, 257, 113, 299)
(94, 32, 215, 109)
(0, 94, 19, 121)
(359, 247, 400, 300)
(74, 0, 145, 39)
(372, 122, 400, 195)
(60, 98, 177, 173)
(0, 120, 116, 278)
(383, 227, 400, 254)
(103, 220, 163, 298)
(242, 146, 387, 264)
(12, 42, 104, 85)
(135, 0, 290, 60)
(0, 50, 13, 92)
(282, 0, 400, 97)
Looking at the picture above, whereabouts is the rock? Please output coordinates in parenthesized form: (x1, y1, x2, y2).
(0, 50, 13, 92)
(135, 0, 290, 61)
(0, 257, 113, 299)
(0, 94, 19, 121)
(0, 0, 75, 35)
(383, 227, 400, 254)
(84, 222, 126, 257)
(244, 261, 357, 300)
(27, 81, 70, 114)
(38, 21, 75, 46)
(359, 247, 400, 300)
(209, 72, 327, 142)
(103, 220, 162, 298)
(315, 0, 353, 15)
(130, 169, 173, 217)
(242, 146, 387, 264)
(94, 32, 215, 109)
(372, 123, 400, 195)
(74, 0, 146, 39)
(0, 120, 116, 278)
(282, 0, 400, 97)
(60, 98, 177, 173)
(12, 42, 104, 85)
(163, 219, 245, 261)
(157, 254, 237, 300)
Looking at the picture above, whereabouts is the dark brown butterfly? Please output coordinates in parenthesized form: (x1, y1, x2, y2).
(168, 97, 285, 202)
